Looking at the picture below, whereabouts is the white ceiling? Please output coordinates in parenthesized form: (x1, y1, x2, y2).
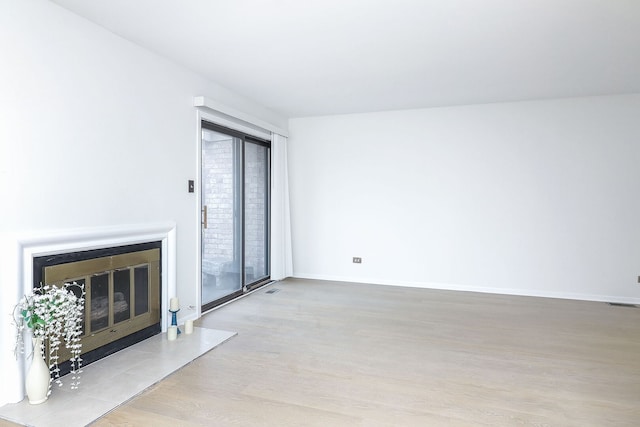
(50, 0, 640, 118)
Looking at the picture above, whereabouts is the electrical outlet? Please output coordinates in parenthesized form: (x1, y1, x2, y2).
(353, 257, 362, 264)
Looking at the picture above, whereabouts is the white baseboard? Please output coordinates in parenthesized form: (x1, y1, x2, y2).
(292, 273, 640, 305)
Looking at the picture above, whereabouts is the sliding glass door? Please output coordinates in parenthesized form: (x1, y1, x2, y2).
(201, 122, 270, 310)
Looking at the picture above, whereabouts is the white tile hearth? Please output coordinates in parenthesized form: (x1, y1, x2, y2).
(0, 327, 236, 427)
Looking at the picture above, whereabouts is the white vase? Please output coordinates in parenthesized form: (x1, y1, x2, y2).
(25, 337, 50, 404)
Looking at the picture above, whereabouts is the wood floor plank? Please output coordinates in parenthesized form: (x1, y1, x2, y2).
(91, 279, 640, 426)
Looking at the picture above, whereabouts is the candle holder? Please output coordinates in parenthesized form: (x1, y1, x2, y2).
(169, 309, 181, 335)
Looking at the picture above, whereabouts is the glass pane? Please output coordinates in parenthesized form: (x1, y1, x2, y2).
(134, 266, 149, 316)
(244, 141, 269, 283)
(201, 128, 243, 305)
(113, 269, 131, 323)
(69, 279, 86, 336)
(90, 273, 109, 332)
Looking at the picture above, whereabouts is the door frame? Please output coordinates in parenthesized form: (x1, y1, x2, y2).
(197, 112, 272, 313)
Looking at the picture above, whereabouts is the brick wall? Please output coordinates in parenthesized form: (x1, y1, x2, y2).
(201, 138, 268, 281)
(202, 138, 235, 270)
(244, 143, 268, 280)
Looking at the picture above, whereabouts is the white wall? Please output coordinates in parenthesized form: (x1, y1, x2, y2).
(0, 0, 286, 404)
(288, 94, 640, 303)
(0, 0, 284, 287)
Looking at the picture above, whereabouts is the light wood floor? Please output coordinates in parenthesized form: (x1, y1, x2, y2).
(4, 278, 639, 426)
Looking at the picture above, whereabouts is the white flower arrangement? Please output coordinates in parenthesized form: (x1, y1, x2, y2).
(14, 282, 85, 391)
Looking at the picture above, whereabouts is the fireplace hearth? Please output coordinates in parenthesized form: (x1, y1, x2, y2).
(34, 242, 162, 374)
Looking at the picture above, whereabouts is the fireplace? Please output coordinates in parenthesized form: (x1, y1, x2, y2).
(0, 222, 177, 407)
(34, 242, 162, 373)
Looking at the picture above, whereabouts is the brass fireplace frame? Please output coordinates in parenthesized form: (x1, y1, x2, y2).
(42, 248, 160, 364)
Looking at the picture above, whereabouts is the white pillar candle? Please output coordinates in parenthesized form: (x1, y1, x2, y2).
(169, 297, 179, 311)
(184, 320, 194, 334)
(167, 326, 178, 341)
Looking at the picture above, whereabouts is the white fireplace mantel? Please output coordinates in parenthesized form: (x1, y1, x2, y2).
(0, 222, 176, 407)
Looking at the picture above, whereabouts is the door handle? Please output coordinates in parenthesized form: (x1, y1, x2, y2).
(202, 205, 208, 229)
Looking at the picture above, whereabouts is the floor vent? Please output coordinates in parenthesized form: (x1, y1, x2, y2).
(608, 302, 637, 308)
(265, 288, 281, 294)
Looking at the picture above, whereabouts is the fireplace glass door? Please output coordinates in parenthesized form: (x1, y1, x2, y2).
(201, 122, 270, 310)
(41, 247, 160, 367)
